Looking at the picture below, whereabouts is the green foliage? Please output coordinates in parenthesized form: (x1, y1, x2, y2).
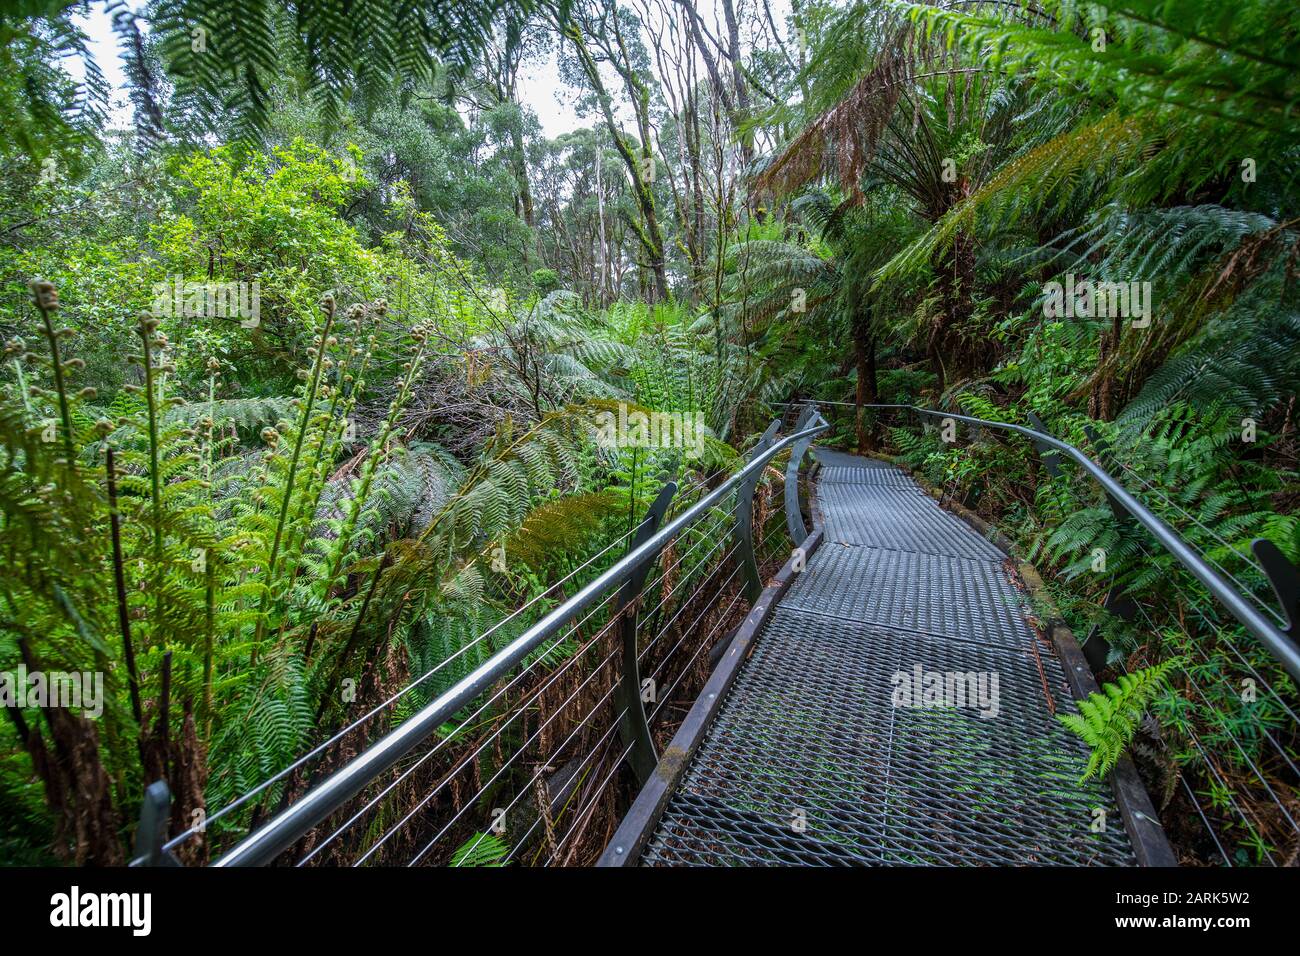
(153, 1, 543, 141)
(531, 268, 560, 294)
(0, 129, 673, 861)
(3, 0, 1297, 870)
(1058, 660, 1183, 782)
(450, 831, 508, 866)
(1119, 310, 1300, 429)
(0, 5, 107, 165)
(900, 0, 1299, 139)
(505, 489, 623, 572)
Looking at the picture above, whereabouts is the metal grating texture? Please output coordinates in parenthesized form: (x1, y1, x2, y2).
(817, 484, 1004, 560)
(643, 608, 1134, 866)
(641, 451, 1137, 866)
(782, 544, 1032, 648)
(812, 448, 894, 470)
(818, 466, 923, 488)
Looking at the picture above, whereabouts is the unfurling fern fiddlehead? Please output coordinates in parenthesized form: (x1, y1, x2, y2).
(321, 312, 430, 595)
(252, 293, 340, 647)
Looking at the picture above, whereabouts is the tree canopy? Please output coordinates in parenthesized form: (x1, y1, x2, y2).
(0, 0, 1297, 871)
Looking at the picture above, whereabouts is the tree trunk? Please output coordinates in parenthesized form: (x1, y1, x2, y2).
(720, 0, 754, 170)
(853, 307, 878, 452)
(567, 22, 670, 302)
(929, 229, 977, 388)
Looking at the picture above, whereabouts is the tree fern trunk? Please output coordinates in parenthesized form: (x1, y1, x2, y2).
(852, 306, 877, 452)
(930, 230, 978, 385)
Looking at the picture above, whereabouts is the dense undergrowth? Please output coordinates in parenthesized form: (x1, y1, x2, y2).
(0, 139, 781, 864)
(2, 0, 1299, 867)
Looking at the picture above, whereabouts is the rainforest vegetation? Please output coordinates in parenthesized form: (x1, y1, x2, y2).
(0, 0, 1297, 868)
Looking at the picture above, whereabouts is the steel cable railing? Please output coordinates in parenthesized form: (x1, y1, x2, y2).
(306, 586, 625, 866)
(527, 564, 757, 870)
(153, 520, 647, 859)
(801, 399, 1299, 866)
(367, 517, 743, 867)
(399, 500, 762, 867)
(164, 415, 828, 866)
(1104, 456, 1286, 628)
(428, 476, 788, 867)
(482, 530, 757, 867)
(1124, 533, 1299, 864)
(423, 498, 773, 868)
(800, 400, 1300, 684)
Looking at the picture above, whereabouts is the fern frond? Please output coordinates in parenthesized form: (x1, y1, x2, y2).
(1058, 659, 1182, 781)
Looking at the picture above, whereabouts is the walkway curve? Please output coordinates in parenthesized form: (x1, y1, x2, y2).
(634, 449, 1161, 866)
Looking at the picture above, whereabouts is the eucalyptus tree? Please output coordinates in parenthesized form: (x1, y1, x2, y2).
(559, 0, 672, 302)
(532, 126, 635, 306)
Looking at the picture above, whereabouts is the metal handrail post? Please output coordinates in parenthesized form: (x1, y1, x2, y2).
(734, 420, 781, 603)
(788, 400, 1300, 684)
(1025, 410, 1063, 478)
(130, 780, 180, 867)
(213, 419, 830, 865)
(785, 405, 818, 543)
(613, 482, 677, 785)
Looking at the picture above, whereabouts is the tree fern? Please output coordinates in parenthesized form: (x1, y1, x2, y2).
(1118, 309, 1300, 428)
(0, 5, 108, 165)
(148, 0, 545, 141)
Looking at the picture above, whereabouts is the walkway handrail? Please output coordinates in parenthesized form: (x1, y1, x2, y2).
(801, 400, 1300, 685)
(212, 415, 830, 866)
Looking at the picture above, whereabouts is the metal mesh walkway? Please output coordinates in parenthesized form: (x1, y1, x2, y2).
(641, 451, 1137, 866)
